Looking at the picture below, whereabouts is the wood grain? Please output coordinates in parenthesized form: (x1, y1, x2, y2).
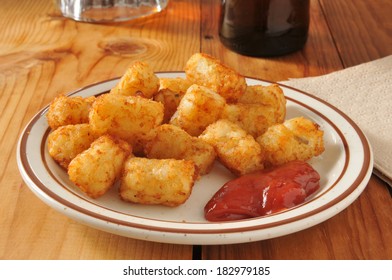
(203, 177, 392, 260)
(320, 0, 392, 67)
(0, 0, 200, 260)
(200, 0, 392, 260)
(200, 0, 344, 81)
(1, 0, 391, 260)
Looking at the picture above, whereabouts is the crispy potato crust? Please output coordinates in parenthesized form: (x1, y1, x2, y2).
(89, 93, 164, 148)
(257, 117, 325, 167)
(119, 157, 197, 207)
(239, 84, 286, 123)
(222, 103, 282, 137)
(68, 135, 132, 198)
(45, 53, 326, 209)
(47, 95, 95, 130)
(199, 119, 264, 176)
(144, 124, 216, 175)
(153, 77, 192, 123)
(170, 84, 226, 136)
(47, 124, 98, 169)
(110, 61, 160, 98)
(185, 53, 247, 103)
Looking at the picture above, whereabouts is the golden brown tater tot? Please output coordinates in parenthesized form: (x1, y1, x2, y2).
(110, 61, 160, 98)
(47, 124, 98, 169)
(89, 93, 164, 150)
(170, 84, 226, 136)
(120, 157, 197, 207)
(185, 53, 247, 103)
(68, 135, 132, 198)
(257, 117, 324, 167)
(145, 124, 216, 175)
(200, 119, 264, 176)
(153, 77, 192, 123)
(47, 95, 95, 130)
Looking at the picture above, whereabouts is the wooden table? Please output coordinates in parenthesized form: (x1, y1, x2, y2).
(1, 0, 391, 260)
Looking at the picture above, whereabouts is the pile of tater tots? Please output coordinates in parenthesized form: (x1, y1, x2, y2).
(46, 53, 324, 208)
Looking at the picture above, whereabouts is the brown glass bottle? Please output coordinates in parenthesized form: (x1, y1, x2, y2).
(219, 0, 310, 57)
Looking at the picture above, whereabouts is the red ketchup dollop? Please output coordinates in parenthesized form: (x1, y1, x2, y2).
(204, 161, 321, 221)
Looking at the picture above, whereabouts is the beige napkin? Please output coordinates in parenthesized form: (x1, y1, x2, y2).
(280, 55, 392, 187)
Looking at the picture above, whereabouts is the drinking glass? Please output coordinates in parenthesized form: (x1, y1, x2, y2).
(56, 0, 169, 22)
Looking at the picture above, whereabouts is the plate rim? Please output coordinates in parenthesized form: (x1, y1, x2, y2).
(16, 72, 373, 244)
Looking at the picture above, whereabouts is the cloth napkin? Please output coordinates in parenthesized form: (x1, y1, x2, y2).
(280, 55, 392, 187)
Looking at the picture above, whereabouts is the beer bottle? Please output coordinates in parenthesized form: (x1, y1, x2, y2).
(219, 0, 310, 57)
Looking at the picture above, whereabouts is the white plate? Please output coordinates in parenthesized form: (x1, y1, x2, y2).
(17, 72, 373, 245)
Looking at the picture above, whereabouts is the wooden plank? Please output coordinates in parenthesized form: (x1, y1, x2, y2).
(320, 0, 392, 67)
(2, 0, 391, 260)
(202, 177, 392, 260)
(0, 0, 199, 260)
(199, 0, 392, 260)
(200, 0, 343, 81)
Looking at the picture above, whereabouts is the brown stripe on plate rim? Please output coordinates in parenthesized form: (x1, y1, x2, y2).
(18, 75, 372, 235)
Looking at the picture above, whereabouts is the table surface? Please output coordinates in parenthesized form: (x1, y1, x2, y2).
(1, 0, 391, 260)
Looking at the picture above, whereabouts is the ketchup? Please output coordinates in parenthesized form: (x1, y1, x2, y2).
(204, 161, 320, 221)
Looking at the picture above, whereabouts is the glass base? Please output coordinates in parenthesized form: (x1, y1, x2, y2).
(219, 30, 308, 58)
(57, 0, 169, 23)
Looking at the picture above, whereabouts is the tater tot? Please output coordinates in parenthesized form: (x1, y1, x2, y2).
(239, 84, 286, 124)
(170, 84, 226, 136)
(110, 61, 160, 98)
(185, 53, 247, 103)
(68, 135, 132, 198)
(144, 124, 216, 175)
(47, 124, 98, 169)
(153, 77, 192, 123)
(46, 95, 96, 130)
(256, 117, 325, 167)
(119, 157, 197, 207)
(221, 103, 283, 137)
(89, 93, 164, 149)
(199, 119, 264, 176)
